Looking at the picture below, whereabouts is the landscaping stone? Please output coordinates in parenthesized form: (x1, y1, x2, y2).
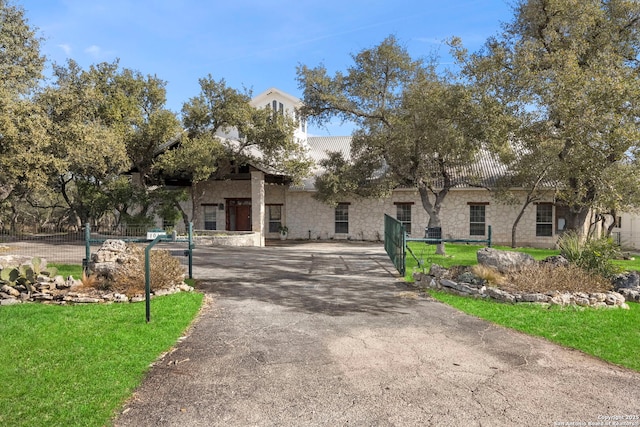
(612, 271, 640, 290)
(477, 247, 536, 273)
(518, 293, 550, 303)
(412, 263, 630, 309)
(540, 255, 569, 268)
(1, 284, 20, 297)
(440, 279, 481, 295)
(428, 264, 449, 278)
(618, 288, 640, 302)
(485, 287, 516, 303)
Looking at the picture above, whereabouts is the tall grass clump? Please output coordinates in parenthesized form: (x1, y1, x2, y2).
(558, 231, 622, 278)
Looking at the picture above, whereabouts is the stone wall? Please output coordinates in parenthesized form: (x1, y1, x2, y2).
(195, 231, 262, 247)
(176, 178, 562, 246)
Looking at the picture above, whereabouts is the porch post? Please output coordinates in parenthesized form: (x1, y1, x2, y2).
(251, 170, 265, 246)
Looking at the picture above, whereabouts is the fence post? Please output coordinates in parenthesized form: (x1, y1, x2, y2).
(84, 223, 91, 272)
(144, 235, 164, 323)
(188, 222, 193, 280)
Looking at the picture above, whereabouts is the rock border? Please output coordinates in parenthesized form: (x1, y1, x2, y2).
(412, 267, 633, 309)
(0, 275, 195, 306)
(408, 247, 640, 309)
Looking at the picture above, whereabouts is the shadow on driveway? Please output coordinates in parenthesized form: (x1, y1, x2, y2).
(194, 241, 419, 316)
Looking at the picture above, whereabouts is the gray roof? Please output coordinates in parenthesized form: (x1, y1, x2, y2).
(306, 136, 352, 162)
(299, 136, 510, 191)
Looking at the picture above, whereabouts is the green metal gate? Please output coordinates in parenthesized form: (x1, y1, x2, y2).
(384, 214, 406, 276)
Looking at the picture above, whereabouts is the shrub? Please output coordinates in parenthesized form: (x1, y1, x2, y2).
(558, 231, 622, 278)
(470, 264, 506, 286)
(87, 245, 185, 297)
(502, 263, 612, 294)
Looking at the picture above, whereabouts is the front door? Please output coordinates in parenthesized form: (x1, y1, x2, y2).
(227, 199, 252, 231)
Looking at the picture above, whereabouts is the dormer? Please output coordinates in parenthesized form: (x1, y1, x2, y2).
(251, 87, 308, 147)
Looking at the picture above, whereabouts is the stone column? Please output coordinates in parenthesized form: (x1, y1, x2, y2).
(251, 170, 265, 246)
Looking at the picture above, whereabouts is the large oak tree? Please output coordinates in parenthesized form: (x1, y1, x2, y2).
(297, 36, 503, 252)
(456, 0, 640, 235)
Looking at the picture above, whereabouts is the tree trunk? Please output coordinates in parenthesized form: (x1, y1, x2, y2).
(418, 185, 446, 255)
(189, 181, 206, 229)
(511, 206, 526, 248)
(565, 206, 591, 239)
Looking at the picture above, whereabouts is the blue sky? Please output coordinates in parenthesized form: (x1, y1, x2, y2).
(23, 0, 513, 135)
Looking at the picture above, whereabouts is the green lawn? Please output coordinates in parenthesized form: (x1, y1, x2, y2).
(430, 291, 640, 372)
(0, 292, 204, 427)
(49, 262, 83, 279)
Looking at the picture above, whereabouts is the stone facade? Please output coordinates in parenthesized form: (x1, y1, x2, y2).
(177, 181, 561, 247)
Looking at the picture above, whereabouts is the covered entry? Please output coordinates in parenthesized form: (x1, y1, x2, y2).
(226, 198, 252, 231)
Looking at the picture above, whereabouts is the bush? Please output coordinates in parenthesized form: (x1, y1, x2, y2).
(558, 231, 622, 278)
(87, 245, 185, 297)
(502, 263, 612, 294)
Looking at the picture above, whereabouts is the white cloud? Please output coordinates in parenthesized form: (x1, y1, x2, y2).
(85, 45, 102, 58)
(57, 44, 72, 55)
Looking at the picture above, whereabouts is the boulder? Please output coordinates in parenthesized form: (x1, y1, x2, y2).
(539, 255, 569, 268)
(476, 248, 535, 273)
(612, 271, 640, 291)
(428, 264, 449, 278)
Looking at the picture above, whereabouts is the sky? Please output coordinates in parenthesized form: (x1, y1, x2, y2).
(23, 0, 514, 136)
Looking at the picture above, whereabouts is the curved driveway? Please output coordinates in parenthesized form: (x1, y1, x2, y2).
(116, 241, 640, 426)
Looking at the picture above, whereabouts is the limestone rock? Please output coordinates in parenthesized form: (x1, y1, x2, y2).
(477, 248, 535, 273)
(428, 264, 449, 278)
(612, 271, 640, 291)
(440, 279, 480, 295)
(540, 255, 569, 268)
(518, 293, 550, 303)
(485, 287, 516, 303)
(1, 284, 20, 297)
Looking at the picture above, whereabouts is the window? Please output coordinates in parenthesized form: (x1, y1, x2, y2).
(469, 205, 486, 236)
(203, 205, 217, 230)
(536, 204, 553, 237)
(396, 204, 412, 234)
(267, 205, 282, 233)
(335, 203, 349, 234)
(614, 216, 622, 228)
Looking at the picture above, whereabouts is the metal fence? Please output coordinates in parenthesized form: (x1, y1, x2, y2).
(384, 214, 407, 276)
(0, 224, 193, 270)
(0, 226, 85, 265)
(384, 214, 494, 276)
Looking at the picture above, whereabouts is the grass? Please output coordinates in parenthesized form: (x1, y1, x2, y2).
(49, 262, 83, 279)
(430, 291, 640, 372)
(0, 292, 204, 427)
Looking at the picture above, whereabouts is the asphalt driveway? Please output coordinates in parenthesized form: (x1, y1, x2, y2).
(115, 241, 640, 426)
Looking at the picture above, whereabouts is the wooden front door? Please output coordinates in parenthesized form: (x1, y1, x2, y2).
(227, 199, 252, 231)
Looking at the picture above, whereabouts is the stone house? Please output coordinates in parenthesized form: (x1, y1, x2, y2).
(164, 87, 585, 248)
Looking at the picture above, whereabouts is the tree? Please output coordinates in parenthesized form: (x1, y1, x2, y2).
(37, 60, 132, 226)
(0, 0, 59, 210)
(456, 0, 640, 235)
(297, 36, 502, 253)
(157, 77, 312, 227)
